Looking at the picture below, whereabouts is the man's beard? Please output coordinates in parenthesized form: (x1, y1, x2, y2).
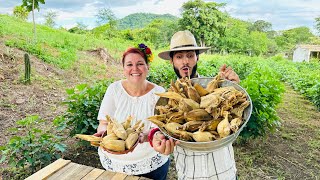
(173, 64, 198, 79)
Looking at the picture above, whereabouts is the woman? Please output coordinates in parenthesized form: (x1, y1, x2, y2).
(94, 44, 169, 180)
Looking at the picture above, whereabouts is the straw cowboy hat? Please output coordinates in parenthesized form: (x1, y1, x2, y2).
(158, 30, 210, 60)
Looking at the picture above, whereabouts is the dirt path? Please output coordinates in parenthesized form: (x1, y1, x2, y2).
(234, 85, 320, 179)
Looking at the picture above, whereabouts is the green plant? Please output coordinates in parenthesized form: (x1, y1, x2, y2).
(24, 53, 31, 84)
(306, 83, 320, 109)
(240, 66, 285, 138)
(0, 115, 66, 177)
(147, 61, 176, 88)
(62, 79, 114, 136)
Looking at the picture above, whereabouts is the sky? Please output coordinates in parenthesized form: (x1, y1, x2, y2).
(0, 0, 319, 33)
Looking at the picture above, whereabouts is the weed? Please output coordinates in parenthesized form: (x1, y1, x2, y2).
(0, 115, 66, 178)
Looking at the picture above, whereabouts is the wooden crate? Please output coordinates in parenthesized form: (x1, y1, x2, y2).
(25, 158, 150, 180)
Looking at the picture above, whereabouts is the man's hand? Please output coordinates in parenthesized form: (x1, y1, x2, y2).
(219, 64, 240, 83)
(152, 131, 179, 155)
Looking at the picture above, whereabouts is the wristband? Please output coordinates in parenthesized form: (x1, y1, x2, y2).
(148, 128, 160, 147)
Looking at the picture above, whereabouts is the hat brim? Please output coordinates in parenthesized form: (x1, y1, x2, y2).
(158, 46, 211, 60)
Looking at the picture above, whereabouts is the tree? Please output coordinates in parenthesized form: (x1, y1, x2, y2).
(21, 0, 45, 40)
(315, 17, 320, 35)
(142, 19, 179, 49)
(219, 18, 250, 54)
(249, 20, 272, 32)
(13, 5, 29, 20)
(44, 10, 57, 28)
(247, 31, 269, 56)
(68, 22, 88, 34)
(179, 0, 227, 51)
(275, 26, 315, 51)
(95, 8, 117, 28)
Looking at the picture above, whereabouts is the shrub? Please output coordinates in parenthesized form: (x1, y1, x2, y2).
(240, 65, 285, 138)
(0, 115, 66, 178)
(62, 79, 114, 136)
(148, 61, 175, 88)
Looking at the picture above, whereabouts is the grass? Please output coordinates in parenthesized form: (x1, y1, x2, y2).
(0, 15, 133, 69)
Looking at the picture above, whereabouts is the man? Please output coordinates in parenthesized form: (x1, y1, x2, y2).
(148, 30, 239, 180)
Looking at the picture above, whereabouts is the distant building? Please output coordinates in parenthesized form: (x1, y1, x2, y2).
(293, 45, 320, 62)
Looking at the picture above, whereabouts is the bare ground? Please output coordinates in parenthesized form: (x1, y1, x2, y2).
(0, 44, 319, 179)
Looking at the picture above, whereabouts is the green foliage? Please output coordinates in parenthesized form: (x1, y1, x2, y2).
(62, 79, 114, 136)
(91, 23, 119, 39)
(316, 17, 320, 35)
(0, 115, 66, 177)
(0, 15, 131, 68)
(267, 58, 320, 110)
(219, 18, 250, 54)
(44, 10, 57, 28)
(275, 26, 315, 51)
(13, 6, 29, 20)
(249, 20, 272, 32)
(179, 0, 227, 49)
(22, 0, 45, 12)
(117, 13, 178, 30)
(248, 31, 269, 56)
(219, 18, 273, 56)
(147, 60, 176, 88)
(240, 66, 285, 138)
(95, 8, 117, 27)
(307, 83, 320, 109)
(136, 19, 179, 49)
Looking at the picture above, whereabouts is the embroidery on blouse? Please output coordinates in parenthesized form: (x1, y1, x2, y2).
(100, 152, 166, 174)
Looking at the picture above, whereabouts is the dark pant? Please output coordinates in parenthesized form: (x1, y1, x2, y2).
(140, 159, 170, 180)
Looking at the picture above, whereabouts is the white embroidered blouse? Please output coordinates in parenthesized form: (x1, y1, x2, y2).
(97, 80, 169, 175)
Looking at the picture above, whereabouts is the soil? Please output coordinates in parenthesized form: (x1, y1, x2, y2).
(1, 43, 319, 180)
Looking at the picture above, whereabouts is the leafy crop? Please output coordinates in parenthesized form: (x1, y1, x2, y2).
(61, 79, 114, 136)
(240, 66, 285, 138)
(148, 60, 176, 88)
(0, 115, 65, 178)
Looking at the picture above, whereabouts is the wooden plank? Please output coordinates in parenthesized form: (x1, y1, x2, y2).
(96, 170, 116, 180)
(124, 176, 140, 180)
(25, 158, 71, 180)
(81, 168, 105, 180)
(47, 162, 80, 180)
(63, 164, 94, 180)
(111, 172, 127, 180)
(47, 163, 93, 180)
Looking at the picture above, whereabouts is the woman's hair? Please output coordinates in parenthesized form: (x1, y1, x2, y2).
(122, 47, 148, 66)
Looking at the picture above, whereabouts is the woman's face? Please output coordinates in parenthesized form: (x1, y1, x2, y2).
(171, 50, 198, 78)
(123, 53, 149, 83)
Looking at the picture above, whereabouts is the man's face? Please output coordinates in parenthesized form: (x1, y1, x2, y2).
(170, 50, 198, 78)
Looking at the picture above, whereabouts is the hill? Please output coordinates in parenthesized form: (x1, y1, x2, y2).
(116, 13, 178, 29)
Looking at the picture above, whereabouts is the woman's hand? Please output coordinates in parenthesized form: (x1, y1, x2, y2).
(152, 131, 179, 155)
(93, 130, 105, 137)
(94, 120, 108, 137)
(139, 132, 148, 143)
(219, 64, 240, 83)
